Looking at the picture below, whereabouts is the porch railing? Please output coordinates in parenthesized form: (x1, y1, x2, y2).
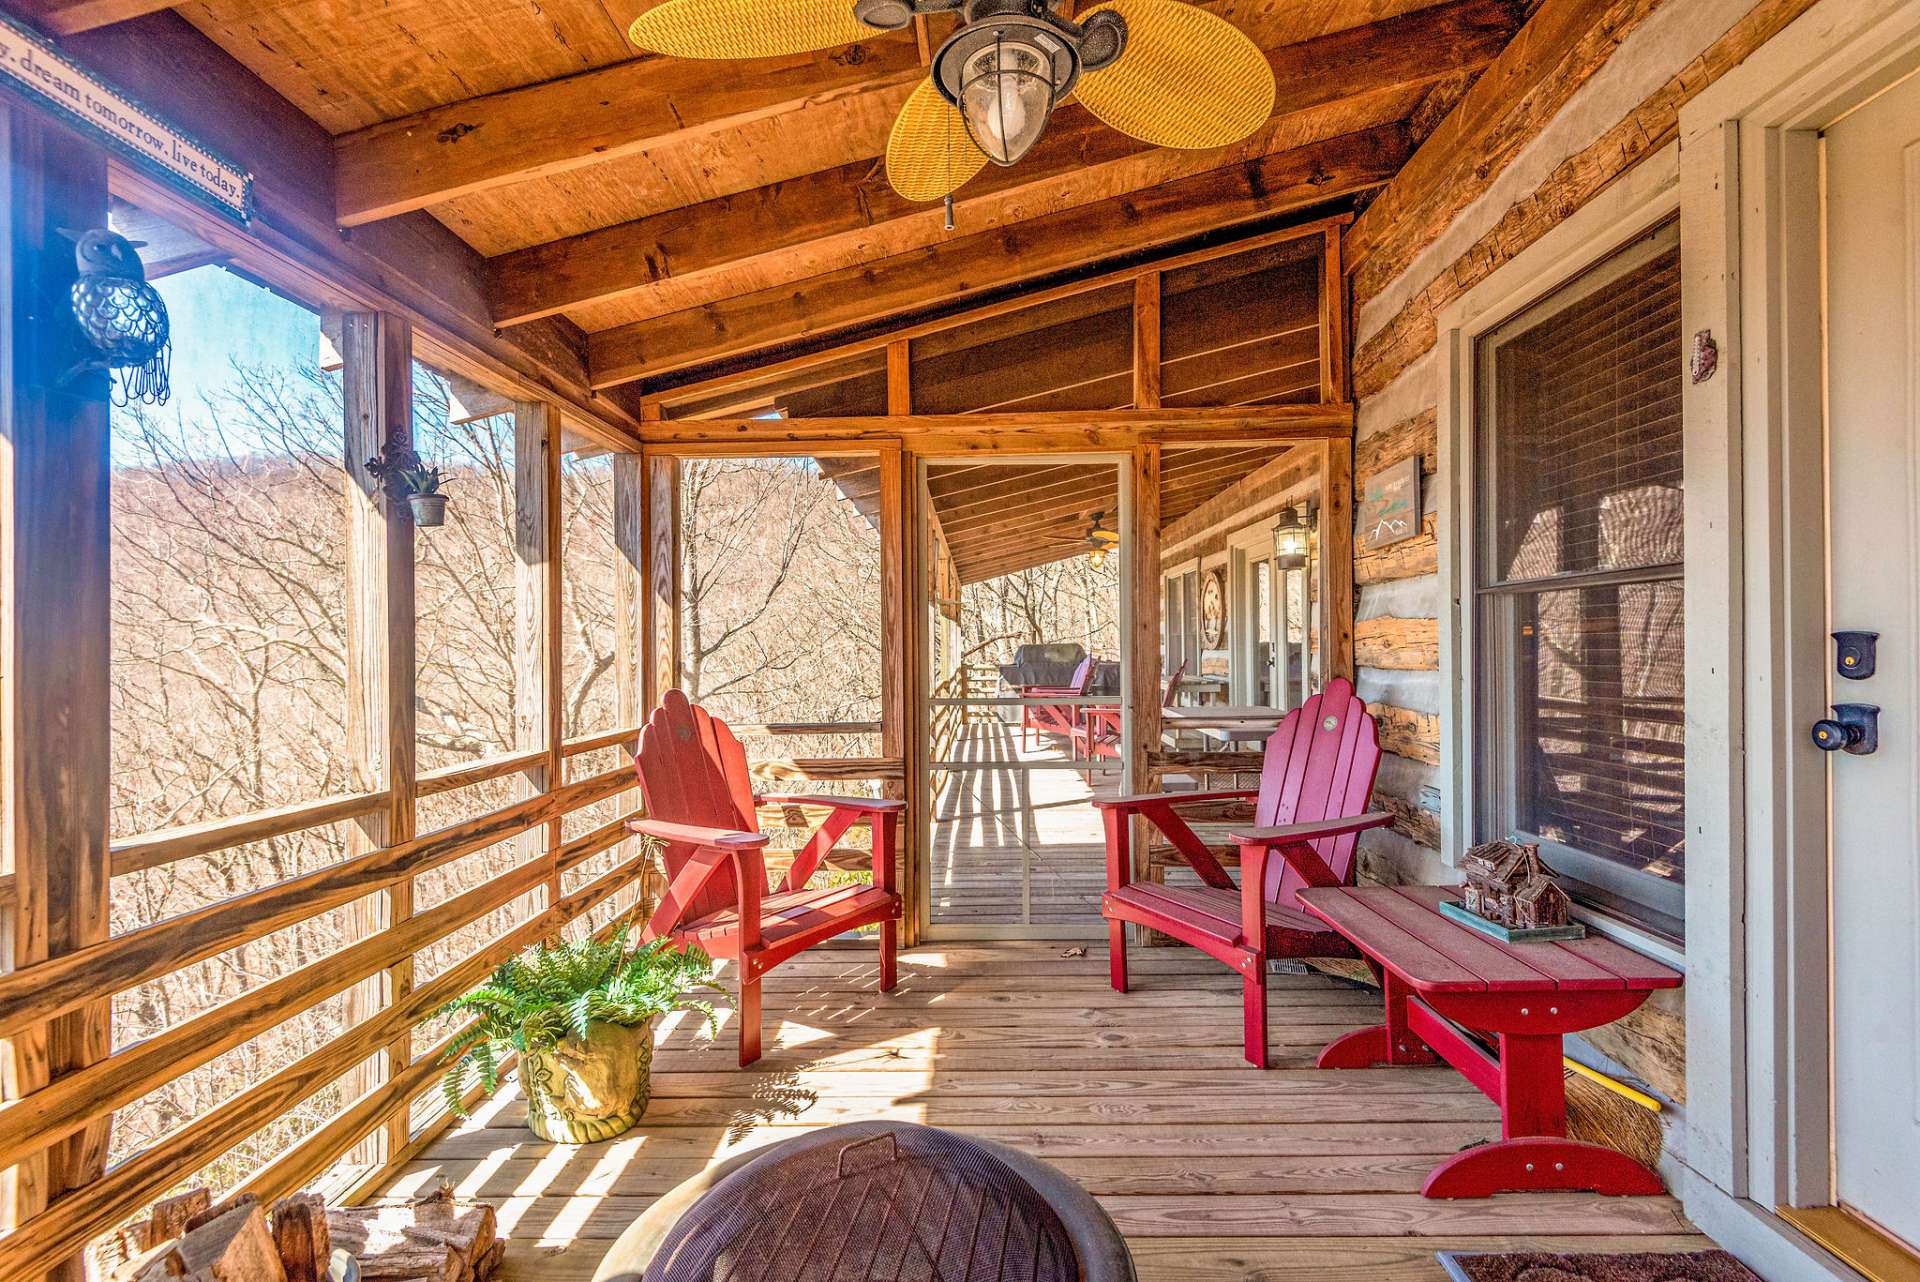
(0, 727, 647, 1279)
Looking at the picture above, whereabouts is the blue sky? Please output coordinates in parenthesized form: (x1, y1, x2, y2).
(111, 263, 324, 462)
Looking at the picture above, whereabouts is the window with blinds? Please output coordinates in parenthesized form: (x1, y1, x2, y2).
(1472, 219, 1684, 939)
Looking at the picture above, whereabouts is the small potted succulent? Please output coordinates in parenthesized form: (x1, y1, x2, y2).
(438, 926, 724, 1143)
(399, 464, 446, 527)
(364, 447, 447, 527)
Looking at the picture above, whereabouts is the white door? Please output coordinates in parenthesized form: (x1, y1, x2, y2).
(1824, 68, 1920, 1250)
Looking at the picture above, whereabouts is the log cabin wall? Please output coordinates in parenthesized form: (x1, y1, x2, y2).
(1338, 0, 1824, 1115)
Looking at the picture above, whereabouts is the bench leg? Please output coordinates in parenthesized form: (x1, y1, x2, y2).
(1109, 917, 1128, 993)
(737, 975, 762, 1067)
(1422, 1136, 1665, 1198)
(1317, 971, 1439, 1069)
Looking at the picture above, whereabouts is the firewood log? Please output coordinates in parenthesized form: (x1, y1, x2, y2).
(273, 1193, 331, 1282)
(117, 1203, 287, 1282)
(328, 1187, 498, 1282)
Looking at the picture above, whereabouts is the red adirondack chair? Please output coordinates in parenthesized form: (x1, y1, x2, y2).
(1096, 677, 1391, 1068)
(1071, 661, 1186, 768)
(1020, 655, 1095, 749)
(628, 690, 903, 1066)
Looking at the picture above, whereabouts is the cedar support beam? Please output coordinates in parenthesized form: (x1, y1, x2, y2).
(1318, 438, 1356, 683)
(0, 103, 112, 1282)
(644, 455, 680, 711)
(1123, 445, 1163, 944)
(513, 402, 566, 913)
(340, 310, 419, 1168)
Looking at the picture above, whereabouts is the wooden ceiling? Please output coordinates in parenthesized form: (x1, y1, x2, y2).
(819, 445, 1304, 585)
(22, 0, 1528, 394)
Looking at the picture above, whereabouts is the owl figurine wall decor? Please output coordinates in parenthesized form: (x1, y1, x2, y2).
(68, 229, 171, 406)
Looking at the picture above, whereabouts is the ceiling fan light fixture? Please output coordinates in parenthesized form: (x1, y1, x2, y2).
(958, 34, 1058, 164)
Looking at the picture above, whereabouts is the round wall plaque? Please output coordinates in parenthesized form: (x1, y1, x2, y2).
(1200, 567, 1227, 649)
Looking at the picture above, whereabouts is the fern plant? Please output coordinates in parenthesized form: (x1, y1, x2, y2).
(438, 926, 725, 1117)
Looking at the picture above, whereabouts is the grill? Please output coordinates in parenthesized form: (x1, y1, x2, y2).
(596, 1122, 1136, 1282)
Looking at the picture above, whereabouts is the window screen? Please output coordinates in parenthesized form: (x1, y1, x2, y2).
(1473, 220, 1684, 938)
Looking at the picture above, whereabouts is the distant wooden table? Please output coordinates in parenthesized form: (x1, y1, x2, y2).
(1296, 883, 1683, 1199)
(1162, 704, 1286, 745)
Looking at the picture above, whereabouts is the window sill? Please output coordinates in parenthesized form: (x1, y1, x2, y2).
(1571, 901, 1685, 971)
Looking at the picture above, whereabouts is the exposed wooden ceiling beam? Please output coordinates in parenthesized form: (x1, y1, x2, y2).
(334, 40, 927, 227)
(62, 12, 642, 444)
(1342, 0, 1644, 307)
(484, 0, 1523, 328)
(592, 126, 1408, 386)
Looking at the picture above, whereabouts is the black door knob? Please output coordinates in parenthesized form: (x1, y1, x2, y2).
(1811, 704, 1879, 755)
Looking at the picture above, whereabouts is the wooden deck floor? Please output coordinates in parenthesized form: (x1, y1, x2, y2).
(929, 721, 1115, 931)
(381, 943, 1705, 1280)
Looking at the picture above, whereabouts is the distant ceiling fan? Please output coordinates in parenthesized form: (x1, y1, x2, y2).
(626, 0, 1276, 203)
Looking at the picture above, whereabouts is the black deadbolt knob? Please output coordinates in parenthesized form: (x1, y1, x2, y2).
(1811, 718, 1860, 752)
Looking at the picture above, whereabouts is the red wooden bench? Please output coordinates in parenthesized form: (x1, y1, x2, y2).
(628, 690, 903, 1066)
(1298, 883, 1682, 1197)
(1096, 677, 1392, 1067)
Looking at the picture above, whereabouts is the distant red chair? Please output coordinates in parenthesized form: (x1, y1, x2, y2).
(1096, 677, 1391, 1067)
(1071, 661, 1186, 769)
(1019, 655, 1095, 749)
(628, 690, 902, 1066)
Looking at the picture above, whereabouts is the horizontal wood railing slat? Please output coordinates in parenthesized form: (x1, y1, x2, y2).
(0, 765, 635, 1041)
(108, 790, 388, 878)
(0, 812, 627, 1173)
(560, 726, 642, 758)
(0, 903, 569, 1280)
(415, 749, 548, 797)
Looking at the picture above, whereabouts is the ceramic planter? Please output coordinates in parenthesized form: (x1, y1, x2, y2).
(408, 492, 447, 527)
(519, 1018, 654, 1143)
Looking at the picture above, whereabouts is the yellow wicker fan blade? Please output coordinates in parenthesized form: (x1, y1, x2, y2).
(1073, 0, 1274, 148)
(628, 0, 871, 59)
(886, 77, 990, 202)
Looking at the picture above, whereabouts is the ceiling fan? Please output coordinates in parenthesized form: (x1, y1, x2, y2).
(626, 0, 1276, 204)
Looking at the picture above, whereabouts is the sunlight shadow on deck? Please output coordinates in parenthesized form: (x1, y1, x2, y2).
(381, 945, 1706, 1282)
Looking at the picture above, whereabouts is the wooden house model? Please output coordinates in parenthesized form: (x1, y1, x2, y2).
(1460, 840, 1572, 930)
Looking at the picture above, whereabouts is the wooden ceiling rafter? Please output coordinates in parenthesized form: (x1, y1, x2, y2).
(474, 0, 1524, 330)
(333, 41, 929, 227)
(637, 213, 1349, 412)
(591, 130, 1403, 388)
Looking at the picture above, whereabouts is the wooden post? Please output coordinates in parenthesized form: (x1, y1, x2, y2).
(879, 444, 917, 946)
(1320, 228, 1350, 403)
(1318, 438, 1355, 683)
(513, 401, 564, 914)
(1132, 274, 1162, 410)
(612, 451, 649, 914)
(885, 345, 917, 930)
(0, 104, 112, 1282)
(886, 339, 912, 416)
(1123, 444, 1162, 938)
(339, 310, 417, 1168)
(644, 455, 680, 709)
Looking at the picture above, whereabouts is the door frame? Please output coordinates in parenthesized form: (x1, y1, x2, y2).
(912, 451, 1135, 941)
(1678, 0, 1920, 1275)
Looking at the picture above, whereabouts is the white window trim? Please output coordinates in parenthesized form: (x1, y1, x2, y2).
(1433, 140, 1684, 901)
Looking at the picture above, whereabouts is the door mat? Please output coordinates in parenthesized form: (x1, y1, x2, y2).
(1438, 1251, 1763, 1282)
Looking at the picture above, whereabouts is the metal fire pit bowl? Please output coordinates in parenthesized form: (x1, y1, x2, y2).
(591, 1121, 1136, 1282)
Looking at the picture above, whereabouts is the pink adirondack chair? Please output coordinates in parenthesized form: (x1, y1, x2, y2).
(1020, 656, 1095, 749)
(1095, 677, 1392, 1068)
(628, 690, 903, 1066)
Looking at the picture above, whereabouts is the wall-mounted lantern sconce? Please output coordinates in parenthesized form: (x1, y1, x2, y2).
(1273, 504, 1310, 570)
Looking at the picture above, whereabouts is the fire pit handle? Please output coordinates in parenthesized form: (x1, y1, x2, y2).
(835, 1130, 900, 1178)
